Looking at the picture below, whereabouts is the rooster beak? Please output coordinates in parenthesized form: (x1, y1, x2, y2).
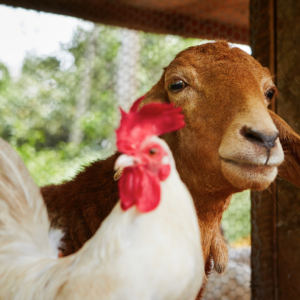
(114, 154, 140, 171)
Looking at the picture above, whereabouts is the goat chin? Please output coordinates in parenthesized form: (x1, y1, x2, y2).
(220, 159, 278, 191)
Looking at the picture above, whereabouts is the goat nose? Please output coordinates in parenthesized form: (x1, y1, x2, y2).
(241, 126, 279, 150)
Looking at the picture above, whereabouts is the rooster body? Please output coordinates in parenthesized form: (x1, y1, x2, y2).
(58, 138, 203, 300)
(0, 100, 204, 300)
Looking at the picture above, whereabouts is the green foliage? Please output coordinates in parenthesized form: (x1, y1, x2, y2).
(8, 55, 74, 147)
(16, 142, 112, 187)
(0, 62, 11, 91)
(222, 190, 251, 244)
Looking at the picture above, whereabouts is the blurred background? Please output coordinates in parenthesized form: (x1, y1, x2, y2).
(0, 5, 251, 299)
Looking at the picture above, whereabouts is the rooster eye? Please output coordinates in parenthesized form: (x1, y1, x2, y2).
(149, 148, 157, 156)
(168, 80, 186, 93)
(265, 89, 275, 101)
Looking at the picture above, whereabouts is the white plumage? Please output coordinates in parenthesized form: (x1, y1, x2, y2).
(0, 136, 204, 300)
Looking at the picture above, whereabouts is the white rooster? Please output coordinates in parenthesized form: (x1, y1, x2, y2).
(0, 98, 204, 300)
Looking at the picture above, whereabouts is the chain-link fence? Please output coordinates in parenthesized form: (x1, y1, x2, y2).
(0, 5, 252, 299)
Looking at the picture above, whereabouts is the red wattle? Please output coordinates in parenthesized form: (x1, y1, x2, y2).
(119, 165, 160, 213)
(158, 164, 171, 181)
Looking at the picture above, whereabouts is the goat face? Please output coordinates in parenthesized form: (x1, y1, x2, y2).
(144, 41, 284, 195)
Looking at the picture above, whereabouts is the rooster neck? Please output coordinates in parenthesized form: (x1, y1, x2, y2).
(74, 167, 200, 266)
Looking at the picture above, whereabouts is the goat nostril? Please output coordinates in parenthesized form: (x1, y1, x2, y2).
(244, 128, 264, 143)
(240, 126, 278, 150)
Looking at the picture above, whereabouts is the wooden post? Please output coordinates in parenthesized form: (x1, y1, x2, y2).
(276, 1, 300, 299)
(250, 0, 300, 299)
(250, 0, 277, 298)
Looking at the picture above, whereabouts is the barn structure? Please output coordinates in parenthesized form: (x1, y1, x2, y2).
(0, 1, 299, 299)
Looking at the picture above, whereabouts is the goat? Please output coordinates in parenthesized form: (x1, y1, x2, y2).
(41, 41, 300, 297)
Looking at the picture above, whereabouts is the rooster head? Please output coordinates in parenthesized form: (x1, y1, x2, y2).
(115, 96, 185, 213)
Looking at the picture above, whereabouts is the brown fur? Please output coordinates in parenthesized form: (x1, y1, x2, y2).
(42, 153, 120, 255)
(41, 41, 300, 298)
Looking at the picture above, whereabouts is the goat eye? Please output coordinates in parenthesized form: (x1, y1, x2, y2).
(149, 148, 157, 156)
(168, 80, 186, 93)
(266, 89, 275, 100)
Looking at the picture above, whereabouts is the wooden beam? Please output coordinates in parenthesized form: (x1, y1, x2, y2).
(0, 0, 249, 44)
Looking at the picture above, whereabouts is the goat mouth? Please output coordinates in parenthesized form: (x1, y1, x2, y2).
(220, 157, 278, 190)
(220, 158, 276, 171)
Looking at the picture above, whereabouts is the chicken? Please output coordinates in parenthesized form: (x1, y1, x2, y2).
(0, 98, 204, 300)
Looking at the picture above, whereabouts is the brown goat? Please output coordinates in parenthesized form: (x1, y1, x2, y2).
(41, 41, 300, 297)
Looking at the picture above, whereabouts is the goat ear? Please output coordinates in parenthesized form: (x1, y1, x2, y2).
(269, 109, 300, 188)
(142, 70, 169, 106)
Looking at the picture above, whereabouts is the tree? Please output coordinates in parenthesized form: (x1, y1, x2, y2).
(69, 24, 100, 145)
(0, 25, 120, 151)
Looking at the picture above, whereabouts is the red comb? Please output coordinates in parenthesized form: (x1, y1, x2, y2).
(116, 96, 185, 155)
